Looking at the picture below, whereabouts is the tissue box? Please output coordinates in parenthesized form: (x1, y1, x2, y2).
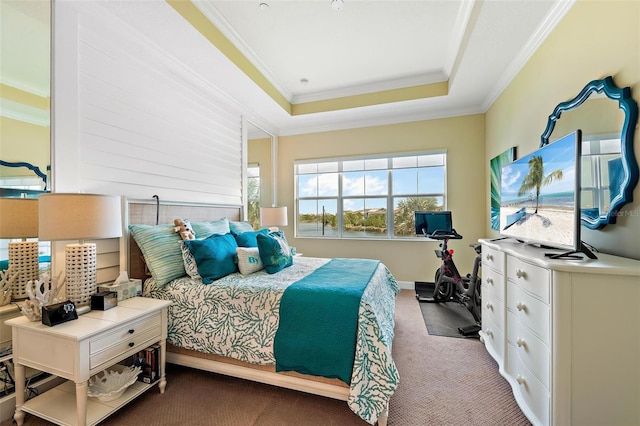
(99, 279, 142, 301)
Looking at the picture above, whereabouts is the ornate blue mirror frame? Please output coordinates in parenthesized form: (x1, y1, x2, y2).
(540, 76, 639, 230)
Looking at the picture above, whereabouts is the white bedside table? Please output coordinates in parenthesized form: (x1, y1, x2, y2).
(7, 297, 171, 426)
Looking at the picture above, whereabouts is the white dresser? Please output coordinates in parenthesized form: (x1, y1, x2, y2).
(479, 239, 640, 426)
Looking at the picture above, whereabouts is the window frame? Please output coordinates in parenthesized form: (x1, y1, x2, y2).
(295, 150, 447, 240)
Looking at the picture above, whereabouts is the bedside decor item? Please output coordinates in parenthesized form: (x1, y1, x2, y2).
(41, 300, 78, 326)
(260, 206, 288, 232)
(90, 291, 118, 310)
(0, 267, 16, 305)
(38, 193, 122, 310)
(20, 270, 65, 321)
(88, 364, 142, 402)
(0, 198, 39, 299)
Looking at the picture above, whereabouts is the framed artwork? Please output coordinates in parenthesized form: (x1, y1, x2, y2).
(490, 147, 516, 230)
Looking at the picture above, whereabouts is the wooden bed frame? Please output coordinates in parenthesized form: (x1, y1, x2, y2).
(126, 199, 390, 425)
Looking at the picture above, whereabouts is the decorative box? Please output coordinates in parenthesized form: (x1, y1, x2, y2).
(98, 279, 142, 302)
(91, 291, 118, 311)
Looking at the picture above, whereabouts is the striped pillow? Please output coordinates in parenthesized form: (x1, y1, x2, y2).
(129, 217, 232, 287)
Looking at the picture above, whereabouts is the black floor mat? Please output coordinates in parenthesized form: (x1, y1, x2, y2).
(415, 282, 480, 339)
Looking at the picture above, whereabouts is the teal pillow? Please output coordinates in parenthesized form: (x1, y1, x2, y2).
(129, 224, 184, 287)
(256, 231, 293, 274)
(229, 220, 254, 234)
(184, 233, 238, 283)
(233, 229, 268, 247)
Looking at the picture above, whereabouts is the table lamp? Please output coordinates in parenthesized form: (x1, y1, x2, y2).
(0, 198, 39, 299)
(38, 193, 122, 309)
(260, 206, 288, 232)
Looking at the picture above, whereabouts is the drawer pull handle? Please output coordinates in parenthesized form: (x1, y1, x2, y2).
(128, 329, 135, 334)
(128, 342, 135, 347)
(487, 278, 494, 285)
(485, 302, 493, 310)
(486, 254, 493, 261)
(516, 337, 527, 348)
(485, 329, 493, 338)
(516, 269, 526, 279)
(516, 374, 527, 386)
(516, 302, 527, 312)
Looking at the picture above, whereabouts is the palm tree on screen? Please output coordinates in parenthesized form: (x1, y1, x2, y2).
(517, 156, 563, 213)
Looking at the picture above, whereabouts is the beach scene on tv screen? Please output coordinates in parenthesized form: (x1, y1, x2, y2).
(500, 138, 577, 248)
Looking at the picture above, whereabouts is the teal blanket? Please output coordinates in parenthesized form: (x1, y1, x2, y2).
(274, 258, 380, 384)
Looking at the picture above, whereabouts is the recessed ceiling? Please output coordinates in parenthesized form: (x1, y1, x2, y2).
(186, 0, 573, 135)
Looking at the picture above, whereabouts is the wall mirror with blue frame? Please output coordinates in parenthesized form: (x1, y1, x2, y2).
(541, 76, 639, 230)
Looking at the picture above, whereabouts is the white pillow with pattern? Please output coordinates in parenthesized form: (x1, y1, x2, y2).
(236, 247, 264, 275)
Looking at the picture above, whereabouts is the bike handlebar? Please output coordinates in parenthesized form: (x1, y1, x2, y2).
(427, 229, 463, 240)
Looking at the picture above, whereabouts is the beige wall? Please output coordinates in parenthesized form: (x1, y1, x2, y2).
(248, 137, 273, 209)
(486, 0, 640, 259)
(275, 115, 485, 283)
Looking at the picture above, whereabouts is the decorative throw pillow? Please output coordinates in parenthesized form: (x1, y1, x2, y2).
(229, 220, 254, 234)
(181, 241, 201, 279)
(184, 233, 238, 283)
(129, 224, 185, 287)
(232, 229, 269, 247)
(192, 217, 230, 237)
(236, 247, 264, 275)
(256, 231, 293, 274)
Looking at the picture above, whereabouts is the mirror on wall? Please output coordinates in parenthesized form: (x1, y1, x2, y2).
(0, 0, 51, 198)
(246, 121, 275, 229)
(541, 76, 639, 230)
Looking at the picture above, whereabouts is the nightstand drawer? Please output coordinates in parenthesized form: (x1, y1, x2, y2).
(89, 312, 162, 369)
(90, 325, 161, 369)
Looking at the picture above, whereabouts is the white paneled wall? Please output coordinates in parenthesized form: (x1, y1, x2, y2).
(51, 1, 245, 284)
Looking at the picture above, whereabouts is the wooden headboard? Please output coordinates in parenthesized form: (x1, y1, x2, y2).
(127, 199, 242, 281)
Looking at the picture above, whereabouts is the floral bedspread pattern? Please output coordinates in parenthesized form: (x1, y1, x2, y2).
(147, 256, 400, 424)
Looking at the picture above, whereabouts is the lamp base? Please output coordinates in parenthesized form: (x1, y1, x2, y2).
(66, 243, 97, 308)
(9, 241, 39, 300)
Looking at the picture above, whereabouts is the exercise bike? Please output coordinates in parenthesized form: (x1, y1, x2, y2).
(417, 228, 483, 336)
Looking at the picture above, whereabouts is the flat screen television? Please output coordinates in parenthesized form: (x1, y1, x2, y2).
(499, 130, 596, 259)
(414, 210, 452, 236)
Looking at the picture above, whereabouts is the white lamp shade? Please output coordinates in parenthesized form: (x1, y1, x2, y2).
(0, 198, 38, 239)
(260, 206, 288, 227)
(38, 193, 122, 241)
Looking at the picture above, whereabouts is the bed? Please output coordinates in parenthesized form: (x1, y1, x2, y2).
(127, 199, 399, 425)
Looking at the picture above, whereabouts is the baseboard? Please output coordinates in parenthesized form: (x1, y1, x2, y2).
(396, 280, 415, 290)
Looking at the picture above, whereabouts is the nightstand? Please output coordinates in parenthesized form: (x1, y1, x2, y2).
(7, 297, 171, 426)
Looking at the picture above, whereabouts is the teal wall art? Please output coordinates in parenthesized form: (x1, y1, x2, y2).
(490, 147, 516, 230)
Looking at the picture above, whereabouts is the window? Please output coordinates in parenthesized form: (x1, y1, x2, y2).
(581, 136, 621, 216)
(247, 164, 260, 230)
(295, 152, 446, 239)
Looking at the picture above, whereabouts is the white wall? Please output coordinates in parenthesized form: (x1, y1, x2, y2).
(50, 1, 245, 282)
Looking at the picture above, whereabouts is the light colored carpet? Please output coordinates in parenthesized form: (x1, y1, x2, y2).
(0, 290, 530, 425)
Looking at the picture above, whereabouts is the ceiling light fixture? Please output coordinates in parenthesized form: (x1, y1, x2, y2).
(300, 78, 309, 85)
(331, 0, 344, 11)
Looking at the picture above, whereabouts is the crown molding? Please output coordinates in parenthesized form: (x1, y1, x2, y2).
(0, 98, 50, 127)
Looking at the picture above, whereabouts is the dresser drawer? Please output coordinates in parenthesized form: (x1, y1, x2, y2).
(483, 267, 505, 302)
(482, 286, 504, 333)
(482, 244, 505, 272)
(507, 344, 549, 426)
(482, 316, 504, 362)
(507, 311, 550, 389)
(507, 283, 550, 344)
(507, 256, 550, 303)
